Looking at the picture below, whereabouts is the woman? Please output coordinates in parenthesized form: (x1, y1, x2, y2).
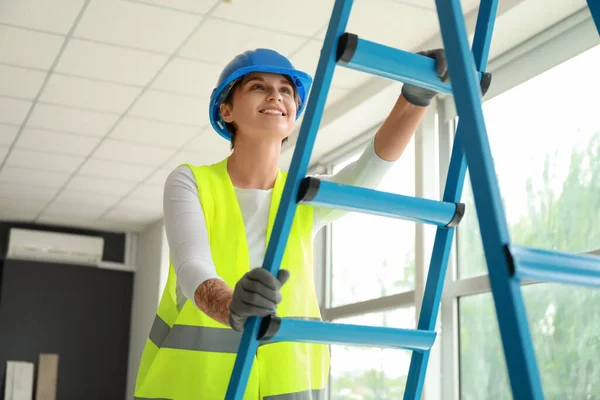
(134, 47, 449, 400)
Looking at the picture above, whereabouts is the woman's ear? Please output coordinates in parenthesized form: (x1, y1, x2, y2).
(220, 103, 233, 123)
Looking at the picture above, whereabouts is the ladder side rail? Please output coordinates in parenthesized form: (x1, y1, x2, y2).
(403, 1, 500, 398)
(434, 0, 544, 398)
(224, 0, 355, 398)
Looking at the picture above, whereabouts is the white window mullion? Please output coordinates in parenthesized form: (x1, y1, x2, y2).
(438, 98, 460, 400)
(414, 103, 442, 400)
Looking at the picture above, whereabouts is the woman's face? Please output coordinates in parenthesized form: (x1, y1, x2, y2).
(220, 72, 298, 144)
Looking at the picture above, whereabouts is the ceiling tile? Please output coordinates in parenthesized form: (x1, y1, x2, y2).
(326, 86, 352, 106)
(180, 18, 306, 65)
(0, 97, 31, 125)
(107, 220, 152, 232)
(56, 38, 168, 86)
(291, 39, 372, 90)
(0, 124, 19, 146)
(73, 0, 200, 53)
(462, 0, 482, 15)
(67, 175, 137, 196)
(92, 139, 176, 167)
(6, 148, 84, 173)
(185, 129, 231, 153)
(127, 0, 219, 14)
(39, 74, 141, 114)
(163, 149, 225, 171)
(0, 208, 39, 222)
(146, 168, 173, 185)
(347, 1, 438, 51)
(34, 213, 103, 230)
(331, 67, 372, 90)
(129, 90, 208, 126)
(0, 25, 64, 70)
(151, 57, 222, 97)
(0, 197, 48, 213)
(0, 65, 46, 99)
(384, 0, 434, 11)
(130, 182, 164, 200)
(0, 0, 86, 34)
(307, 1, 450, 56)
(0, 147, 9, 162)
(15, 128, 100, 156)
(387, 0, 480, 13)
(79, 158, 154, 181)
(289, 39, 322, 80)
(488, 0, 586, 61)
(212, 0, 335, 37)
(0, 166, 71, 188)
(101, 206, 162, 224)
(53, 188, 121, 207)
(0, 182, 59, 201)
(313, 28, 326, 41)
(110, 117, 200, 148)
(119, 195, 162, 213)
(44, 201, 108, 219)
(91, 216, 155, 232)
(27, 103, 118, 137)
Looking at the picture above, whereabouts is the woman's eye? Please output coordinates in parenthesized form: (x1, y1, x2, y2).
(252, 84, 264, 90)
(281, 87, 292, 94)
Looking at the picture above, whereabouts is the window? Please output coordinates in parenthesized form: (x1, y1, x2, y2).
(457, 44, 600, 398)
(330, 139, 416, 307)
(458, 44, 600, 279)
(460, 284, 600, 399)
(330, 307, 416, 399)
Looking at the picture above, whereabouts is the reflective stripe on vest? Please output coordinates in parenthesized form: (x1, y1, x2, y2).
(264, 390, 325, 400)
(149, 314, 322, 353)
(134, 388, 325, 400)
(134, 398, 171, 400)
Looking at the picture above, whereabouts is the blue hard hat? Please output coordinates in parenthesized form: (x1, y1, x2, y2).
(209, 48, 313, 141)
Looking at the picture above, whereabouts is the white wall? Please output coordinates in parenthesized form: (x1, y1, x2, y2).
(125, 220, 168, 400)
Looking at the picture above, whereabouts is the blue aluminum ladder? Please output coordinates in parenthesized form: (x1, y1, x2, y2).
(225, 0, 600, 399)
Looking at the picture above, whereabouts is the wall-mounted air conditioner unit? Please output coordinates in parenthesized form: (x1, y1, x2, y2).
(6, 228, 104, 266)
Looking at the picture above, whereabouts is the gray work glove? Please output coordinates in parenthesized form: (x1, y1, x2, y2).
(401, 48, 492, 106)
(228, 268, 290, 332)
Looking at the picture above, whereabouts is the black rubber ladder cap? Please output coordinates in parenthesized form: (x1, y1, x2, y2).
(336, 32, 359, 64)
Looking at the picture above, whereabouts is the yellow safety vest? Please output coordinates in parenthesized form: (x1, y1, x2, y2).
(134, 158, 330, 400)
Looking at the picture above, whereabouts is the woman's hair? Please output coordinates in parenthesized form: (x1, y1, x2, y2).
(222, 75, 300, 150)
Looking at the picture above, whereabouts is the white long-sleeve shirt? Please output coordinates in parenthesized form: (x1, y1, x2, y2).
(163, 138, 396, 304)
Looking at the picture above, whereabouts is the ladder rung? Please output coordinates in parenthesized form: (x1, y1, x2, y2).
(336, 32, 487, 94)
(258, 316, 436, 352)
(298, 177, 464, 228)
(511, 245, 600, 288)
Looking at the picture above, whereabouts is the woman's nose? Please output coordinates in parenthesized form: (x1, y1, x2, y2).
(267, 87, 282, 101)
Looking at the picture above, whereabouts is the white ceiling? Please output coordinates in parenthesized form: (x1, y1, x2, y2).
(0, 0, 589, 233)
